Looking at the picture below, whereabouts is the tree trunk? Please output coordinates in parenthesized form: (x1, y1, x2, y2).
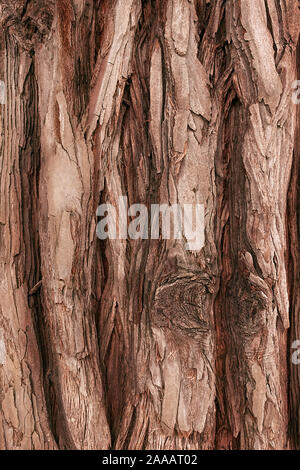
(0, 0, 299, 450)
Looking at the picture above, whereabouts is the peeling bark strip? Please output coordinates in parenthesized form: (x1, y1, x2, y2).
(0, 0, 299, 450)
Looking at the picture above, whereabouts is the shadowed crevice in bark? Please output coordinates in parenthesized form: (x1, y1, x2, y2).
(214, 94, 241, 450)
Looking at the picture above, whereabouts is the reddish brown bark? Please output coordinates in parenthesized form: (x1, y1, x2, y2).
(0, 0, 299, 450)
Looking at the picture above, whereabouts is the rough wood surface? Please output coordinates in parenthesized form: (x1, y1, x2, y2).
(0, 0, 299, 450)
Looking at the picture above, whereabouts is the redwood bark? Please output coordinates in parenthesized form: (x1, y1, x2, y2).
(0, 0, 299, 450)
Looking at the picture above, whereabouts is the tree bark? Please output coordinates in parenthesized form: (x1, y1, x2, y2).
(0, 0, 299, 450)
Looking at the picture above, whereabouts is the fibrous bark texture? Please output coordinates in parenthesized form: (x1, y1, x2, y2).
(0, 0, 299, 450)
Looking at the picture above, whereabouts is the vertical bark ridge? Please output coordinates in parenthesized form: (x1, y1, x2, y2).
(34, 1, 112, 449)
(0, 34, 56, 449)
(98, 0, 219, 450)
(214, 0, 299, 449)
